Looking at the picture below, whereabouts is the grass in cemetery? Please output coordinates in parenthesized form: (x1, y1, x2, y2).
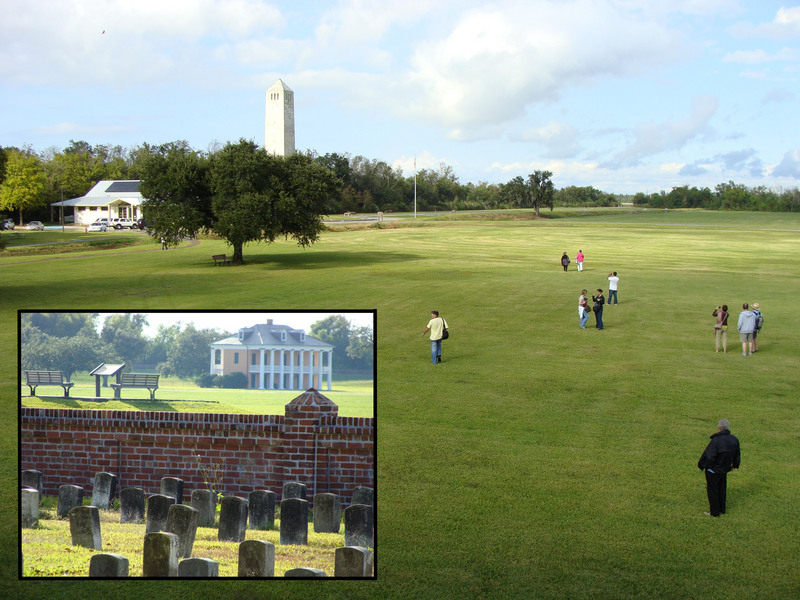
(20, 376, 374, 418)
(4, 209, 800, 599)
(22, 498, 344, 577)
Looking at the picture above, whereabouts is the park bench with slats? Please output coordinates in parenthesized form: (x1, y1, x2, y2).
(212, 254, 232, 266)
(25, 370, 75, 397)
(110, 373, 160, 400)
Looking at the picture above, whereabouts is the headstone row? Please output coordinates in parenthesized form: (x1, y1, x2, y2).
(95, 541, 371, 577)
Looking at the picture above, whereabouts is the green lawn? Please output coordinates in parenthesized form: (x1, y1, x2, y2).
(20, 376, 374, 417)
(4, 210, 800, 599)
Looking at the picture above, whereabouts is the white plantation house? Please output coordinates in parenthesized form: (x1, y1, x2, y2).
(209, 320, 334, 390)
(51, 180, 143, 226)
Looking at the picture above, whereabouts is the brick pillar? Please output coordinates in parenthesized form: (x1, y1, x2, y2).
(283, 389, 338, 499)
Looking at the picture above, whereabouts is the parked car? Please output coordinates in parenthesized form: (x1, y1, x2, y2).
(134, 218, 146, 230)
(2, 218, 14, 230)
(86, 221, 107, 232)
(109, 217, 136, 229)
(24, 221, 44, 231)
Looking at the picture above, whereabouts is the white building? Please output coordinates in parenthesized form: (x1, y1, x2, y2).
(51, 180, 143, 226)
(209, 319, 333, 390)
(265, 79, 295, 156)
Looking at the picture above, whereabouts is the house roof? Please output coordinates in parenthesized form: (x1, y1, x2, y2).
(211, 322, 333, 349)
(51, 180, 143, 207)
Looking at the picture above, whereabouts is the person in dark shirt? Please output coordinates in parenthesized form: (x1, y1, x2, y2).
(592, 289, 605, 330)
(698, 418, 741, 516)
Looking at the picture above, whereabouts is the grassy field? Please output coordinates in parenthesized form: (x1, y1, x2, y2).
(20, 376, 374, 417)
(4, 210, 800, 599)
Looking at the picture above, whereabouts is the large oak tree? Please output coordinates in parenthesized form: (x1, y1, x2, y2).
(139, 139, 339, 263)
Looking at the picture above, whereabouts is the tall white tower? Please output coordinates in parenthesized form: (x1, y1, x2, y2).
(265, 79, 295, 156)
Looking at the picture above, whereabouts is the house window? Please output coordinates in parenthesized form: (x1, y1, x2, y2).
(250, 374, 258, 389)
(263, 352, 270, 365)
(214, 349, 221, 365)
(234, 353, 239, 365)
(251, 353, 257, 365)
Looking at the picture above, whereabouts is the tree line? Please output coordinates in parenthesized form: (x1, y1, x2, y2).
(2, 141, 798, 229)
(21, 313, 373, 386)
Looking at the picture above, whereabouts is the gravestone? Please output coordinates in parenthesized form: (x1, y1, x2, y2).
(352, 486, 374, 508)
(285, 567, 326, 577)
(160, 477, 184, 504)
(218, 496, 248, 542)
(21, 470, 43, 500)
(57, 485, 84, 518)
(21, 488, 39, 528)
(120, 488, 146, 524)
(165, 504, 199, 558)
(249, 490, 276, 530)
(145, 494, 175, 533)
(179, 557, 219, 577)
(344, 504, 373, 548)
(335, 546, 374, 577)
(313, 493, 341, 534)
(279, 498, 308, 546)
(69, 506, 102, 550)
(91, 472, 115, 510)
(191, 489, 216, 527)
(143, 532, 179, 577)
(238, 540, 275, 577)
(89, 553, 129, 577)
(282, 481, 307, 501)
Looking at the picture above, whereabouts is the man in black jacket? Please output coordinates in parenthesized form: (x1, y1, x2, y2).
(698, 419, 741, 516)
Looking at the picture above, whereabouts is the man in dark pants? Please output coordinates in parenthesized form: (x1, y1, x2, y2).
(698, 419, 741, 516)
(592, 289, 605, 330)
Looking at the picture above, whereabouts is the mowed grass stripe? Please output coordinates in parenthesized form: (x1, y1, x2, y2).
(4, 210, 800, 599)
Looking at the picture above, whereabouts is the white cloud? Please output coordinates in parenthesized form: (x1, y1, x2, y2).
(602, 95, 718, 168)
(772, 146, 800, 178)
(512, 121, 582, 159)
(0, 0, 285, 87)
(395, 0, 688, 138)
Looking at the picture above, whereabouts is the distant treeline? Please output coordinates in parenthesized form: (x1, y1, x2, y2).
(633, 183, 800, 212)
(1, 142, 798, 223)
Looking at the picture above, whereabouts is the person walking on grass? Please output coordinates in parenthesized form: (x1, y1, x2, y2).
(592, 289, 605, 330)
(561, 252, 570, 272)
(422, 310, 448, 365)
(698, 418, 740, 517)
(576, 250, 585, 272)
(607, 272, 619, 304)
(737, 303, 755, 357)
(579, 289, 590, 328)
(712, 304, 729, 353)
(751, 303, 763, 352)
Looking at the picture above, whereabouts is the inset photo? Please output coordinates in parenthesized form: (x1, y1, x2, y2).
(20, 310, 375, 578)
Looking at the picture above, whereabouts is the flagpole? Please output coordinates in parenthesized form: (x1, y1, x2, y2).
(414, 155, 417, 219)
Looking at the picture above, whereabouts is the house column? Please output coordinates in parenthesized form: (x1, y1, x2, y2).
(258, 349, 265, 389)
(278, 350, 285, 389)
(288, 349, 296, 390)
(209, 349, 215, 375)
(327, 350, 333, 390)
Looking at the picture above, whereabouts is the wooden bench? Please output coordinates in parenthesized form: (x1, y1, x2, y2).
(25, 370, 74, 397)
(212, 254, 232, 266)
(110, 373, 160, 400)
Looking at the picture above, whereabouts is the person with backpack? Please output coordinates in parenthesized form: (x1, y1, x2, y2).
(592, 289, 605, 330)
(751, 303, 763, 352)
(422, 310, 449, 364)
(712, 304, 729, 353)
(561, 252, 570, 272)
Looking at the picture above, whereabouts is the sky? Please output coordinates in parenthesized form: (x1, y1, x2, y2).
(96, 311, 374, 339)
(2, 1, 799, 194)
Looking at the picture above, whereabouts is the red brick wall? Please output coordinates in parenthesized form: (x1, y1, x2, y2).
(20, 390, 373, 504)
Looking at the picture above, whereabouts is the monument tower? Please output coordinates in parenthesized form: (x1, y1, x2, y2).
(265, 79, 295, 156)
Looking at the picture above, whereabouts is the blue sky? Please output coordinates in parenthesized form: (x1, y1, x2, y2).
(2, 1, 799, 193)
